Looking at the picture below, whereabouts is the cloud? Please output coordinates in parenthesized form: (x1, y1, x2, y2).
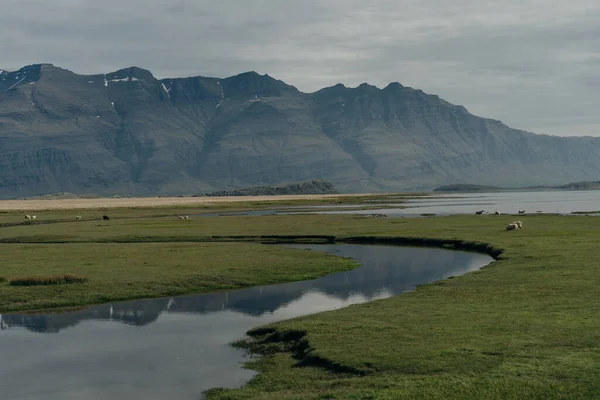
(1, 0, 600, 136)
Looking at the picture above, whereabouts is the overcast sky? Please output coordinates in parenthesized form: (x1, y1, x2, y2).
(2, 0, 599, 136)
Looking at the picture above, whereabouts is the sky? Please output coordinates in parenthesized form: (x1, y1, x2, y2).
(2, 0, 600, 137)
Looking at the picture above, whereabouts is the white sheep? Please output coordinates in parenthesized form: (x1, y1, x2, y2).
(24, 215, 31, 220)
(184, 216, 189, 220)
(512, 220, 523, 229)
(31, 215, 36, 220)
(506, 223, 519, 231)
(76, 216, 82, 220)
(178, 216, 184, 220)
(494, 211, 501, 215)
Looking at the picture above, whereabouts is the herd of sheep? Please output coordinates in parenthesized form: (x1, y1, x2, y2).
(475, 209, 526, 216)
(22, 210, 525, 231)
(474, 209, 526, 231)
(24, 214, 188, 221)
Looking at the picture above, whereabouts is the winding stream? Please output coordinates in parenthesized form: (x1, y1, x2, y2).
(0, 244, 493, 400)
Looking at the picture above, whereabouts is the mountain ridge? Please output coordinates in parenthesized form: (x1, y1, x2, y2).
(1, 63, 599, 198)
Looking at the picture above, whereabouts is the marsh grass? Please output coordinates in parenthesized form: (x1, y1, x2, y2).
(9, 274, 88, 286)
(0, 242, 357, 312)
(2, 204, 600, 399)
(197, 214, 600, 399)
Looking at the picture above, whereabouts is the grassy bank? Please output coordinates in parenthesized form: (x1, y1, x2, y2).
(1, 207, 599, 399)
(0, 242, 357, 312)
(201, 215, 597, 400)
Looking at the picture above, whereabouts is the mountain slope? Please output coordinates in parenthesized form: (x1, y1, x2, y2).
(197, 180, 338, 197)
(1, 63, 599, 198)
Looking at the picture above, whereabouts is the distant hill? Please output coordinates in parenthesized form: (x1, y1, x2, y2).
(195, 180, 338, 197)
(4, 63, 600, 198)
(433, 184, 504, 193)
(434, 180, 600, 192)
(557, 181, 600, 190)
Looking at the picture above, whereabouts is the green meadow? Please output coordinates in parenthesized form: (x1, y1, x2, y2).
(0, 202, 598, 399)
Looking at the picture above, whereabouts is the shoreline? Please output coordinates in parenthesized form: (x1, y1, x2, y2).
(0, 194, 380, 211)
(0, 235, 499, 314)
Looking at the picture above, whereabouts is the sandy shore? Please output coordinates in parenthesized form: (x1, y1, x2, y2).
(0, 194, 368, 211)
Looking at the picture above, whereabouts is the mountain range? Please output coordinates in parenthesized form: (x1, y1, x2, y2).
(1, 63, 599, 198)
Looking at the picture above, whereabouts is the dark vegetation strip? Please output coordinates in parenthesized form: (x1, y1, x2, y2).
(339, 236, 504, 259)
(232, 328, 368, 376)
(0, 235, 503, 261)
(9, 274, 88, 286)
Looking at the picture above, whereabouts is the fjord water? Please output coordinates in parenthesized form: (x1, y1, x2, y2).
(0, 244, 492, 400)
(195, 190, 600, 218)
(309, 190, 600, 216)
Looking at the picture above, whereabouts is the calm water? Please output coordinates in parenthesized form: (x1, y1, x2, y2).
(196, 190, 600, 218)
(305, 190, 600, 216)
(0, 244, 492, 400)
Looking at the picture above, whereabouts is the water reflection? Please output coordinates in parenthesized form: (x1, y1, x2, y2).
(0, 244, 492, 400)
(306, 191, 600, 216)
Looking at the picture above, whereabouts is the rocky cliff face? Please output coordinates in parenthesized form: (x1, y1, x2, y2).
(1, 63, 599, 198)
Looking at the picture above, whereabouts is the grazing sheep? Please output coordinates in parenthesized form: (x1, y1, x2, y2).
(512, 220, 523, 229)
(184, 216, 189, 220)
(177, 216, 184, 220)
(76, 216, 82, 220)
(506, 223, 519, 231)
(494, 211, 501, 215)
(24, 215, 31, 220)
(103, 215, 110, 221)
(31, 215, 36, 220)
(518, 209, 526, 214)
(475, 210, 485, 215)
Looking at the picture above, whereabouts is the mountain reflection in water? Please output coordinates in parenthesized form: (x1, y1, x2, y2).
(1, 245, 490, 334)
(0, 244, 492, 400)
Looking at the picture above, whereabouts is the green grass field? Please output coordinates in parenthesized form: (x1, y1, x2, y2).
(206, 214, 599, 400)
(0, 204, 599, 399)
(0, 242, 357, 312)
